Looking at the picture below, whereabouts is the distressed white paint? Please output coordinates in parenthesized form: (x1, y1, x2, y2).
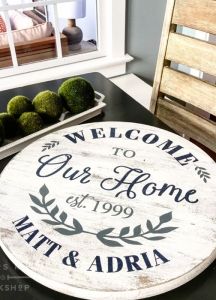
(0, 122, 215, 300)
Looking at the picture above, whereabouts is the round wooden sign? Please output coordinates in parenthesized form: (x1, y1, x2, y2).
(0, 122, 215, 299)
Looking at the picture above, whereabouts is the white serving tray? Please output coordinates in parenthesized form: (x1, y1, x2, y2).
(0, 91, 106, 160)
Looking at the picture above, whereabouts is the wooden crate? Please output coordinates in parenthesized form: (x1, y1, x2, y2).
(0, 34, 69, 68)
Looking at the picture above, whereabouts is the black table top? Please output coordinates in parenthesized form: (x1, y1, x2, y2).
(0, 72, 215, 300)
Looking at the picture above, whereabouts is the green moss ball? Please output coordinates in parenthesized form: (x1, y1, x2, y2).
(0, 112, 17, 138)
(18, 112, 44, 136)
(58, 77, 95, 114)
(0, 120, 5, 146)
(7, 95, 33, 118)
(33, 90, 63, 123)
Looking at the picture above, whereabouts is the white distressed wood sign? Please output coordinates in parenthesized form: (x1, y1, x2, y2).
(0, 122, 215, 300)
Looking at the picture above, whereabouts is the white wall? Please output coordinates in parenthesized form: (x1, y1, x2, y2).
(126, 0, 167, 84)
(77, 0, 97, 41)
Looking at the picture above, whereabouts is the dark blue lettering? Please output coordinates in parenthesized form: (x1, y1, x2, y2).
(175, 153, 199, 166)
(157, 139, 183, 155)
(21, 229, 39, 243)
(108, 257, 123, 273)
(64, 131, 85, 143)
(62, 251, 79, 268)
(125, 255, 142, 272)
(87, 256, 103, 272)
(141, 252, 153, 268)
(142, 134, 159, 144)
(91, 128, 106, 139)
(125, 129, 140, 140)
(110, 127, 122, 138)
(100, 166, 150, 199)
(100, 165, 198, 203)
(36, 154, 72, 177)
(12, 216, 33, 233)
(153, 249, 169, 266)
(63, 167, 91, 183)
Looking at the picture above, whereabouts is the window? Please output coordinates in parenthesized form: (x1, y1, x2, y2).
(0, 1, 97, 69)
(0, 0, 131, 90)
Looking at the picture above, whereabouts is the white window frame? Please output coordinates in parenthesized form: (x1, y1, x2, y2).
(0, 0, 133, 90)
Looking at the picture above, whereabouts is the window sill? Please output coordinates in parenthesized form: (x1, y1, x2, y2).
(0, 54, 133, 91)
(110, 74, 152, 110)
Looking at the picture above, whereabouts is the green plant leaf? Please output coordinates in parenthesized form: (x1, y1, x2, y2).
(154, 226, 178, 234)
(50, 140, 59, 144)
(133, 225, 142, 236)
(30, 206, 44, 214)
(73, 218, 83, 232)
(45, 199, 55, 206)
(146, 220, 153, 232)
(97, 228, 115, 238)
(196, 166, 205, 171)
(97, 236, 123, 247)
(121, 238, 142, 245)
(42, 219, 60, 225)
(159, 212, 172, 224)
(203, 172, 210, 176)
(50, 205, 59, 217)
(39, 184, 49, 197)
(120, 226, 130, 237)
(54, 228, 77, 235)
(59, 212, 67, 223)
(29, 194, 43, 207)
(145, 236, 165, 241)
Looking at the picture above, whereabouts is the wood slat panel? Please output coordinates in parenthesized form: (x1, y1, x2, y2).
(156, 98, 216, 153)
(172, 0, 216, 34)
(150, 0, 175, 113)
(166, 33, 216, 76)
(160, 68, 216, 115)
